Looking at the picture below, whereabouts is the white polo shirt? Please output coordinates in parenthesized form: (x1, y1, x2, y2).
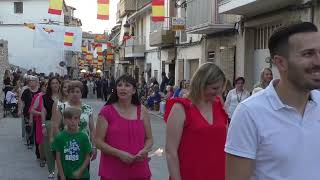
(225, 80, 320, 180)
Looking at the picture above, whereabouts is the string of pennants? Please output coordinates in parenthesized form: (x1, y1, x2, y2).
(45, 0, 166, 69)
(79, 39, 116, 69)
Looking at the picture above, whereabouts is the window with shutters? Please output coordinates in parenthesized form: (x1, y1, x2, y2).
(14, 2, 23, 14)
(254, 23, 282, 49)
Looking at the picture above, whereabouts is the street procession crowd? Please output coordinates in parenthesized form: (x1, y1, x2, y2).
(1, 21, 320, 180)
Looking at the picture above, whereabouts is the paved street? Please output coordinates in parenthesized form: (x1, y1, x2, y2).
(0, 98, 168, 180)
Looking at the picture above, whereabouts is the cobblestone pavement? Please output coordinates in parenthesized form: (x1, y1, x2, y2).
(0, 98, 168, 180)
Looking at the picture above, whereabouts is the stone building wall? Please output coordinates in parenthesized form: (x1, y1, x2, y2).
(0, 39, 10, 117)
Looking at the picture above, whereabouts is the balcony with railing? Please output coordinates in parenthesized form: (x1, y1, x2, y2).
(186, 0, 235, 34)
(219, 0, 301, 17)
(119, 0, 136, 18)
(150, 21, 175, 47)
(124, 36, 145, 58)
(136, 0, 152, 10)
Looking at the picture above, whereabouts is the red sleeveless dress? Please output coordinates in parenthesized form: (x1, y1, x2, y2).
(164, 97, 228, 180)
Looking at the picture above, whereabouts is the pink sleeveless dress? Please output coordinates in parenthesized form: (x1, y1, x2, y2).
(29, 92, 44, 144)
(98, 104, 151, 180)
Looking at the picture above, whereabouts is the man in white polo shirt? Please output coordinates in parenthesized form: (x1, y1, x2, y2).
(225, 22, 320, 180)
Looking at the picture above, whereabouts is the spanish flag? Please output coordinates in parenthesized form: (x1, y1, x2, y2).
(98, 55, 104, 62)
(86, 53, 93, 62)
(107, 53, 114, 61)
(48, 0, 63, 15)
(152, 0, 165, 21)
(64, 32, 74, 46)
(95, 43, 102, 52)
(24, 23, 35, 30)
(97, 0, 109, 20)
(82, 46, 88, 53)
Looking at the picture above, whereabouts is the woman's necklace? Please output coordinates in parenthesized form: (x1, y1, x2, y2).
(236, 90, 243, 103)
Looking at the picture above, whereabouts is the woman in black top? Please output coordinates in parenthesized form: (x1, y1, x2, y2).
(41, 77, 60, 179)
(3, 70, 12, 95)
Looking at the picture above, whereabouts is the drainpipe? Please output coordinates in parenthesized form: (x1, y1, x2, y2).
(233, 45, 236, 84)
(310, 0, 315, 23)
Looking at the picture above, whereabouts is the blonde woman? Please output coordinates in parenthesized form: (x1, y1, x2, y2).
(252, 67, 273, 94)
(165, 62, 228, 180)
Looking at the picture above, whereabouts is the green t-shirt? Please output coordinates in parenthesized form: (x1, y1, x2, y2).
(52, 131, 92, 179)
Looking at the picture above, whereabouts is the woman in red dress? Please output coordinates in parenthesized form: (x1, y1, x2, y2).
(165, 62, 228, 180)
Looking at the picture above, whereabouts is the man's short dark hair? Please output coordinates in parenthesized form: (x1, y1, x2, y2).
(268, 22, 318, 59)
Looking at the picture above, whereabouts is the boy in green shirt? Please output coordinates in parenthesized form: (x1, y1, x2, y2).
(52, 107, 92, 180)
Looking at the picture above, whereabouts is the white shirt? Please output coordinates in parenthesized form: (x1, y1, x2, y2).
(224, 88, 250, 118)
(225, 80, 320, 180)
(6, 91, 18, 104)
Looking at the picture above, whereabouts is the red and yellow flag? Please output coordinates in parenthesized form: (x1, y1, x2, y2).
(24, 23, 35, 30)
(86, 53, 93, 63)
(97, 0, 109, 20)
(95, 43, 102, 52)
(107, 53, 114, 61)
(64, 32, 74, 46)
(48, 0, 63, 15)
(98, 55, 104, 62)
(152, 0, 165, 21)
(82, 46, 88, 53)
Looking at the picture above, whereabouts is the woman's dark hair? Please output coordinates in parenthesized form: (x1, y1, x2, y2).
(105, 75, 141, 106)
(234, 77, 245, 84)
(46, 77, 61, 97)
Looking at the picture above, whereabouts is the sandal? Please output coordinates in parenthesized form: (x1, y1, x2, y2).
(48, 172, 55, 179)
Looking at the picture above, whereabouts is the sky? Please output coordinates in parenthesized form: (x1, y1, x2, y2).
(64, 0, 120, 34)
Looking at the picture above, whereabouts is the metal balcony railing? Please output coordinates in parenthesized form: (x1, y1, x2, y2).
(136, 0, 152, 10)
(125, 36, 146, 46)
(218, 0, 233, 5)
(150, 21, 172, 33)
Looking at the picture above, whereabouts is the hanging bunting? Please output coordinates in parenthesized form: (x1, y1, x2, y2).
(64, 32, 74, 46)
(107, 53, 114, 61)
(86, 53, 93, 63)
(98, 56, 104, 62)
(97, 0, 109, 20)
(48, 0, 63, 15)
(95, 34, 107, 41)
(152, 0, 165, 22)
(24, 23, 35, 30)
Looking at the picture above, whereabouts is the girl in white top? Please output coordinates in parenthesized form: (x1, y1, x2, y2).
(224, 77, 250, 119)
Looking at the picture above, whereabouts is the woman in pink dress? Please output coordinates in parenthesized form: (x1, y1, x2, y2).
(29, 81, 47, 167)
(96, 75, 153, 180)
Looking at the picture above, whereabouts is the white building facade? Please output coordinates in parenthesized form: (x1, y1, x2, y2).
(219, 0, 318, 88)
(0, 0, 66, 74)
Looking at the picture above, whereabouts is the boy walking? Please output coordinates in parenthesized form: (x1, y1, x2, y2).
(52, 107, 92, 180)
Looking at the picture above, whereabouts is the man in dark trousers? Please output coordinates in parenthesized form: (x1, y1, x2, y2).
(95, 77, 103, 99)
(102, 75, 109, 101)
(160, 72, 169, 93)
